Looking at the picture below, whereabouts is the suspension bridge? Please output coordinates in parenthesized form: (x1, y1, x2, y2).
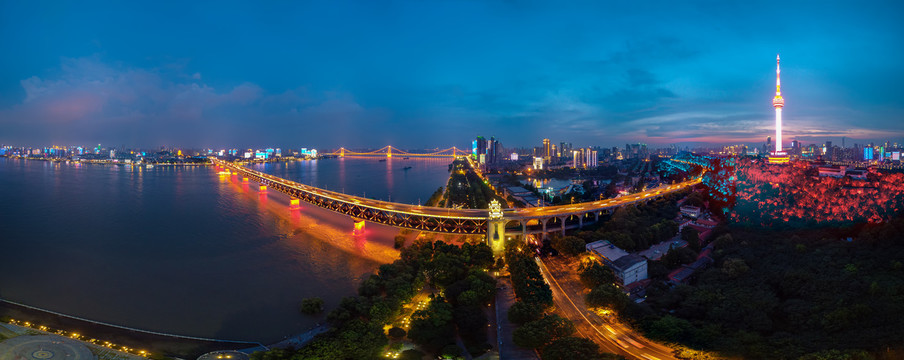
(323, 146, 471, 158)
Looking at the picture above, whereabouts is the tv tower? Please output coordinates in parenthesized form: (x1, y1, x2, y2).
(768, 54, 789, 163)
(773, 54, 784, 154)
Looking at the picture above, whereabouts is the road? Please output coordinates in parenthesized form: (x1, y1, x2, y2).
(536, 257, 677, 360)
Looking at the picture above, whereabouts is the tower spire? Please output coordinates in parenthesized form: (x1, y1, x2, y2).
(776, 54, 781, 96)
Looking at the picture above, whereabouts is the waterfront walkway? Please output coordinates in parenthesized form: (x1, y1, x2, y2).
(0, 299, 265, 347)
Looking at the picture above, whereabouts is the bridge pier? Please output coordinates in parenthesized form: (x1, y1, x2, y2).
(578, 215, 583, 229)
(521, 221, 527, 240)
(541, 218, 549, 239)
(353, 219, 365, 235)
(559, 216, 566, 236)
(242, 177, 249, 183)
(259, 185, 267, 192)
(290, 198, 300, 210)
(595, 212, 599, 222)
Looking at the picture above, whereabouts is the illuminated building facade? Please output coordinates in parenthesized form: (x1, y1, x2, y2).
(543, 138, 551, 160)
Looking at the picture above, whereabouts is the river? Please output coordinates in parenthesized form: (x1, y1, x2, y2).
(0, 156, 451, 343)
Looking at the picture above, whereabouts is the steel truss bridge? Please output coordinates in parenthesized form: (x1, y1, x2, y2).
(323, 146, 471, 158)
(210, 158, 701, 238)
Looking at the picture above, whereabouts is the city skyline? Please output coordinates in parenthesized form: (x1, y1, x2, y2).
(1, 2, 903, 149)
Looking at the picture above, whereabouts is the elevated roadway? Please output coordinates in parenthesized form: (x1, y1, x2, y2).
(210, 158, 700, 236)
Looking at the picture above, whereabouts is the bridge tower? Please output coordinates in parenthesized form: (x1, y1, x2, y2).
(387, 146, 392, 158)
(339, 147, 345, 157)
(486, 199, 505, 256)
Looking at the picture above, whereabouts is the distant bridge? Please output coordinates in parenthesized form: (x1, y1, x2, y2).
(323, 146, 471, 158)
(210, 158, 700, 253)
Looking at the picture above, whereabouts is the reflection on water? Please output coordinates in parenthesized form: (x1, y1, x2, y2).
(250, 157, 452, 205)
(0, 157, 450, 342)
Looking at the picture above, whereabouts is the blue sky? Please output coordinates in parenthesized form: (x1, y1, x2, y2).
(1, 1, 902, 149)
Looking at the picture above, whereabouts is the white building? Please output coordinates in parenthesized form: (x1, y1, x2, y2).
(533, 156, 544, 170)
(585, 240, 648, 286)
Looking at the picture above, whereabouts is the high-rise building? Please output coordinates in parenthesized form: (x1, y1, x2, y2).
(473, 136, 487, 161)
(543, 139, 551, 160)
(583, 148, 598, 168)
(572, 148, 598, 169)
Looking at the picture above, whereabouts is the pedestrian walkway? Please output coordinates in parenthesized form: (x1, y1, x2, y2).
(495, 278, 539, 360)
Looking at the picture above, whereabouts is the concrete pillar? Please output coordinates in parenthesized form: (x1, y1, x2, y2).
(541, 218, 549, 239)
(521, 221, 527, 239)
(353, 219, 365, 235)
(578, 215, 583, 229)
(595, 211, 599, 222)
(560, 217, 566, 236)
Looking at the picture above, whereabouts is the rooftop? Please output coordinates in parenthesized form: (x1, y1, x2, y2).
(586, 240, 629, 262)
(611, 254, 646, 272)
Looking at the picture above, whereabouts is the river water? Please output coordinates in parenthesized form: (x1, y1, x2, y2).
(0, 156, 451, 343)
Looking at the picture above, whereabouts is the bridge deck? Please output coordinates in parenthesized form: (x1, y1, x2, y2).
(210, 158, 701, 232)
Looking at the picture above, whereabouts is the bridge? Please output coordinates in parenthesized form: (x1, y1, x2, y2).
(210, 158, 701, 254)
(323, 146, 471, 158)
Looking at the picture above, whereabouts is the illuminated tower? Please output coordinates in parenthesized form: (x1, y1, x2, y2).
(768, 54, 789, 164)
(773, 54, 784, 153)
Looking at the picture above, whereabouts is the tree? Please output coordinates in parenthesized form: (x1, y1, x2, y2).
(797, 349, 874, 360)
(551, 235, 587, 256)
(358, 274, 383, 297)
(454, 304, 488, 344)
(440, 344, 463, 359)
(578, 261, 617, 289)
(408, 299, 456, 353)
(721, 258, 749, 278)
(299, 297, 324, 315)
(387, 327, 406, 340)
(681, 227, 701, 251)
(542, 336, 617, 360)
(684, 191, 706, 208)
(512, 314, 575, 349)
(585, 284, 628, 311)
(399, 349, 426, 360)
(507, 300, 544, 325)
(662, 246, 697, 268)
(394, 235, 407, 249)
(427, 252, 469, 288)
(646, 315, 695, 343)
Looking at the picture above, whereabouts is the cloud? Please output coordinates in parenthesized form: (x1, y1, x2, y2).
(0, 57, 387, 147)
